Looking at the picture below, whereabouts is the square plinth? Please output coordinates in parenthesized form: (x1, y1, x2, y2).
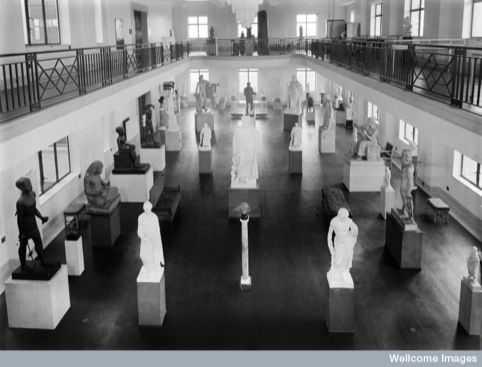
(325, 274, 354, 333)
(90, 204, 121, 247)
(283, 112, 302, 130)
(343, 157, 385, 192)
(65, 236, 84, 276)
(380, 185, 396, 220)
(140, 144, 166, 171)
(195, 112, 215, 132)
(111, 166, 154, 203)
(137, 267, 167, 326)
(306, 109, 315, 122)
(228, 184, 260, 218)
(5, 265, 70, 329)
(166, 129, 182, 151)
(458, 277, 482, 335)
(335, 110, 346, 125)
(199, 149, 212, 175)
(385, 211, 423, 269)
(318, 126, 336, 154)
(289, 149, 302, 174)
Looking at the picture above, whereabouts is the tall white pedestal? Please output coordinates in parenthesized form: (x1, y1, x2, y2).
(458, 277, 482, 335)
(166, 129, 182, 151)
(283, 112, 302, 130)
(343, 157, 385, 192)
(318, 125, 336, 153)
(195, 112, 215, 132)
(326, 273, 354, 333)
(199, 149, 212, 175)
(111, 166, 154, 202)
(65, 236, 84, 276)
(289, 149, 302, 174)
(137, 267, 166, 326)
(380, 185, 396, 220)
(140, 144, 166, 171)
(5, 265, 70, 329)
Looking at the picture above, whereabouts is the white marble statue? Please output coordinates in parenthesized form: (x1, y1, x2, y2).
(345, 95, 354, 121)
(289, 123, 302, 150)
(287, 75, 303, 114)
(231, 115, 261, 188)
(166, 94, 179, 131)
(467, 246, 480, 283)
(322, 95, 334, 130)
(137, 201, 165, 278)
(383, 166, 393, 189)
(199, 123, 212, 150)
(327, 208, 358, 285)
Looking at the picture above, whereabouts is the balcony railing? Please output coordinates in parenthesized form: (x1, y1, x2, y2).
(1, 38, 481, 123)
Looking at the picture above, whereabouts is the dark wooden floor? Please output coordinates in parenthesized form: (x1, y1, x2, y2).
(0, 106, 480, 350)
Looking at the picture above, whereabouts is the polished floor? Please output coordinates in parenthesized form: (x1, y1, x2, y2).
(0, 106, 481, 350)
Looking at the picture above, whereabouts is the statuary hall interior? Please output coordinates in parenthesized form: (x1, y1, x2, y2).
(1, 0, 482, 353)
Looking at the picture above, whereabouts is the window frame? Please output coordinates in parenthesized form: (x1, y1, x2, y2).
(399, 119, 419, 146)
(367, 101, 379, 121)
(471, 0, 482, 38)
(296, 68, 316, 92)
(24, 0, 61, 45)
(38, 137, 71, 196)
(370, 3, 383, 37)
(410, 0, 425, 37)
(296, 14, 318, 37)
(460, 154, 481, 189)
(237, 17, 258, 38)
(188, 16, 208, 39)
(238, 68, 259, 93)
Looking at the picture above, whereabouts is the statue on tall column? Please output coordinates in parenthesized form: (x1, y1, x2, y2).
(287, 75, 303, 114)
(138, 201, 165, 279)
(15, 177, 51, 271)
(84, 161, 120, 209)
(327, 208, 358, 284)
(400, 149, 415, 218)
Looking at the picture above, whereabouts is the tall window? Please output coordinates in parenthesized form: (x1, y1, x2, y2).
(24, 0, 61, 45)
(238, 17, 258, 38)
(190, 69, 210, 93)
(410, 0, 425, 37)
(370, 3, 382, 37)
(454, 151, 482, 191)
(472, 0, 482, 37)
(38, 137, 71, 195)
(399, 120, 419, 146)
(296, 68, 316, 92)
(297, 14, 317, 37)
(350, 10, 356, 23)
(367, 101, 379, 121)
(239, 69, 258, 93)
(94, 0, 103, 44)
(188, 16, 208, 39)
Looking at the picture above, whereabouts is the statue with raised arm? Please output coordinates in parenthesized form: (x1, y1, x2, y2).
(290, 122, 302, 150)
(199, 123, 212, 150)
(327, 208, 358, 285)
(400, 149, 415, 218)
(84, 160, 120, 209)
(287, 75, 303, 114)
(138, 201, 165, 279)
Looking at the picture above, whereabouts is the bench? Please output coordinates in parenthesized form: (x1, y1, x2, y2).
(425, 197, 450, 224)
(322, 188, 352, 218)
(153, 186, 181, 228)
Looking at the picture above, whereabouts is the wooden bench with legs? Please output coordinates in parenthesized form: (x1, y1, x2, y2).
(153, 185, 181, 228)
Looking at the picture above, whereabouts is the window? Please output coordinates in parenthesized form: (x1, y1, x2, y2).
(239, 69, 258, 93)
(472, 0, 482, 37)
(350, 10, 356, 23)
(399, 120, 419, 146)
(454, 151, 482, 191)
(296, 68, 316, 92)
(188, 16, 208, 39)
(190, 69, 210, 93)
(38, 137, 71, 195)
(297, 14, 317, 37)
(410, 0, 425, 37)
(370, 3, 382, 37)
(238, 17, 258, 38)
(367, 101, 379, 121)
(24, 0, 61, 45)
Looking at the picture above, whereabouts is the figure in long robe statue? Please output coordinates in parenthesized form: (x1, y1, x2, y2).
(290, 123, 302, 150)
(287, 75, 303, 114)
(399, 149, 415, 218)
(137, 201, 165, 279)
(231, 115, 261, 188)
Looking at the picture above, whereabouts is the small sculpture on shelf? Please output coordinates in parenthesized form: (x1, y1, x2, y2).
(287, 75, 303, 114)
(399, 149, 415, 218)
(289, 123, 302, 150)
(244, 82, 256, 116)
(15, 177, 53, 272)
(327, 208, 358, 285)
(84, 160, 120, 210)
(199, 123, 212, 150)
(138, 201, 165, 279)
(354, 116, 379, 160)
(322, 95, 334, 130)
(231, 115, 261, 187)
(115, 126, 143, 168)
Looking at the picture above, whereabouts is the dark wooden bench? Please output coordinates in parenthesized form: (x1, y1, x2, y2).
(153, 185, 181, 228)
(322, 188, 352, 218)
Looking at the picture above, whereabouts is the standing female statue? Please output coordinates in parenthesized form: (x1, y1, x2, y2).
(138, 201, 165, 278)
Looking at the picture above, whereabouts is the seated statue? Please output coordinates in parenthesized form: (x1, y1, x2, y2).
(354, 116, 379, 159)
(115, 126, 142, 168)
(290, 123, 302, 150)
(84, 161, 120, 209)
